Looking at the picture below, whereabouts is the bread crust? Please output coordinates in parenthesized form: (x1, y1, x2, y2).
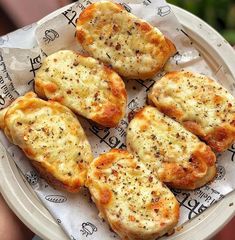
(0, 92, 93, 192)
(76, 1, 176, 80)
(127, 106, 216, 190)
(87, 149, 179, 240)
(35, 50, 127, 128)
(148, 71, 235, 152)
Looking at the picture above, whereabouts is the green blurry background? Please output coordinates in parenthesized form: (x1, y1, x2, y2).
(168, 0, 235, 44)
(1, 0, 234, 45)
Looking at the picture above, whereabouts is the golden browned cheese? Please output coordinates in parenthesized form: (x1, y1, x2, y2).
(127, 106, 216, 190)
(0, 92, 93, 192)
(87, 149, 179, 240)
(148, 71, 235, 152)
(76, 1, 176, 80)
(35, 50, 127, 128)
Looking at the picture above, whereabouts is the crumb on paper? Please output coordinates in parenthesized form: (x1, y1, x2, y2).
(176, 225, 184, 232)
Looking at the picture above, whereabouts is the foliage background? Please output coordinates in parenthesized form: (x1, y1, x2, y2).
(168, 0, 235, 44)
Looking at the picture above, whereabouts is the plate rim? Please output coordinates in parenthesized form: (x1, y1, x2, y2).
(0, 3, 234, 240)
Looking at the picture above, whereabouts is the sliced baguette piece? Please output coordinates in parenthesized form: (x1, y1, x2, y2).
(76, 1, 176, 80)
(148, 71, 235, 152)
(127, 106, 216, 190)
(0, 92, 93, 192)
(35, 50, 127, 128)
(87, 149, 179, 240)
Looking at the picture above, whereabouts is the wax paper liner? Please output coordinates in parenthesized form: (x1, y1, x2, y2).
(0, 1, 235, 239)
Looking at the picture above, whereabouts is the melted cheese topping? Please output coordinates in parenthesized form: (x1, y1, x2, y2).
(35, 50, 127, 128)
(127, 106, 216, 189)
(148, 71, 235, 152)
(2, 92, 93, 192)
(76, 1, 176, 80)
(87, 149, 179, 240)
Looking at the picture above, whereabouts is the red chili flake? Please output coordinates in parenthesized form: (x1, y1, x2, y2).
(112, 169, 118, 177)
(115, 43, 121, 50)
(117, 163, 123, 168)
(73, 61, 79, 67)
(128, 215, 136, 221)
(154, 209, 159, 213)
(94, 92, 99, 99)
(148, 176, 153, 182)
(113, 24, 119, 31)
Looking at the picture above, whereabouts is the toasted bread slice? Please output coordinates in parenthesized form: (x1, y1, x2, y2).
(148, 71, 235, 152)
(35, 50, 127, 128)
(0, 92, 93, 192)
(127, 106, 216, 190)
(76, 1, 176, 80)
(87, 149, 179, 240)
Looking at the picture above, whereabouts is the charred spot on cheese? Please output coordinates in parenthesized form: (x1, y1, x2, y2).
(93, 104, 122, 128)
(1, 92, 93, 192)
(182, 121, 206, 137)
(205, 126, 235, 152)
(95, 154, 116, 169)
(76, 1, 176, 80)
(45, 83, 57, 93)
(149, 71, 235, 152)
(35, 50, 127, 128)
(127, 106, 216, 190)
(100, 188, 112, 205)
(87, 149, 179, 240)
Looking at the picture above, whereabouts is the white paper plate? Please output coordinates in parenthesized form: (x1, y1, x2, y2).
(0, 3, 235, 240)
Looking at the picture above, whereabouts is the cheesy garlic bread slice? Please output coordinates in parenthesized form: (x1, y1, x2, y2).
(76, 1, 176, 80)
(87, 149, 179, 240)
(148, 71, 235, 152)
(0, 92, 93, 192)
(35, 50, 127, 128)
(127, 106, 216, 190)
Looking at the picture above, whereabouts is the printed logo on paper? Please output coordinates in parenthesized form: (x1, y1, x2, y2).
(62, 7, 78, 27)
(135, 79, 155, 92)
(70, 235, 77, 240)
(0, 35, 9, 46)
(25, 170, 39, 186)
(80, 222, 97, 237)
(143, 0, 152, 7)
(228, 144, 235, 162)
(216, 165, 226, 180)
(43, 29, 59, 44)
(22, 24, 34, 31)
(128, 98, 140, 122)
(28, 54, 42, 86)
(173, 52, 182, 65)
(172, 185, 223, 220)
(57, 218, 62, 224)
(128, 99, 139, 111)
(89, 122, 127, 150)
(0, 95, 5, 107)
(45, 194, 67, 203)
(74, 0, 92, 13)
(157, 5, 171, 17)
(120, 3, 132, 12)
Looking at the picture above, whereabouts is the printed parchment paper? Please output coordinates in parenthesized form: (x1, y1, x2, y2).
(0, 1, 235, 239)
